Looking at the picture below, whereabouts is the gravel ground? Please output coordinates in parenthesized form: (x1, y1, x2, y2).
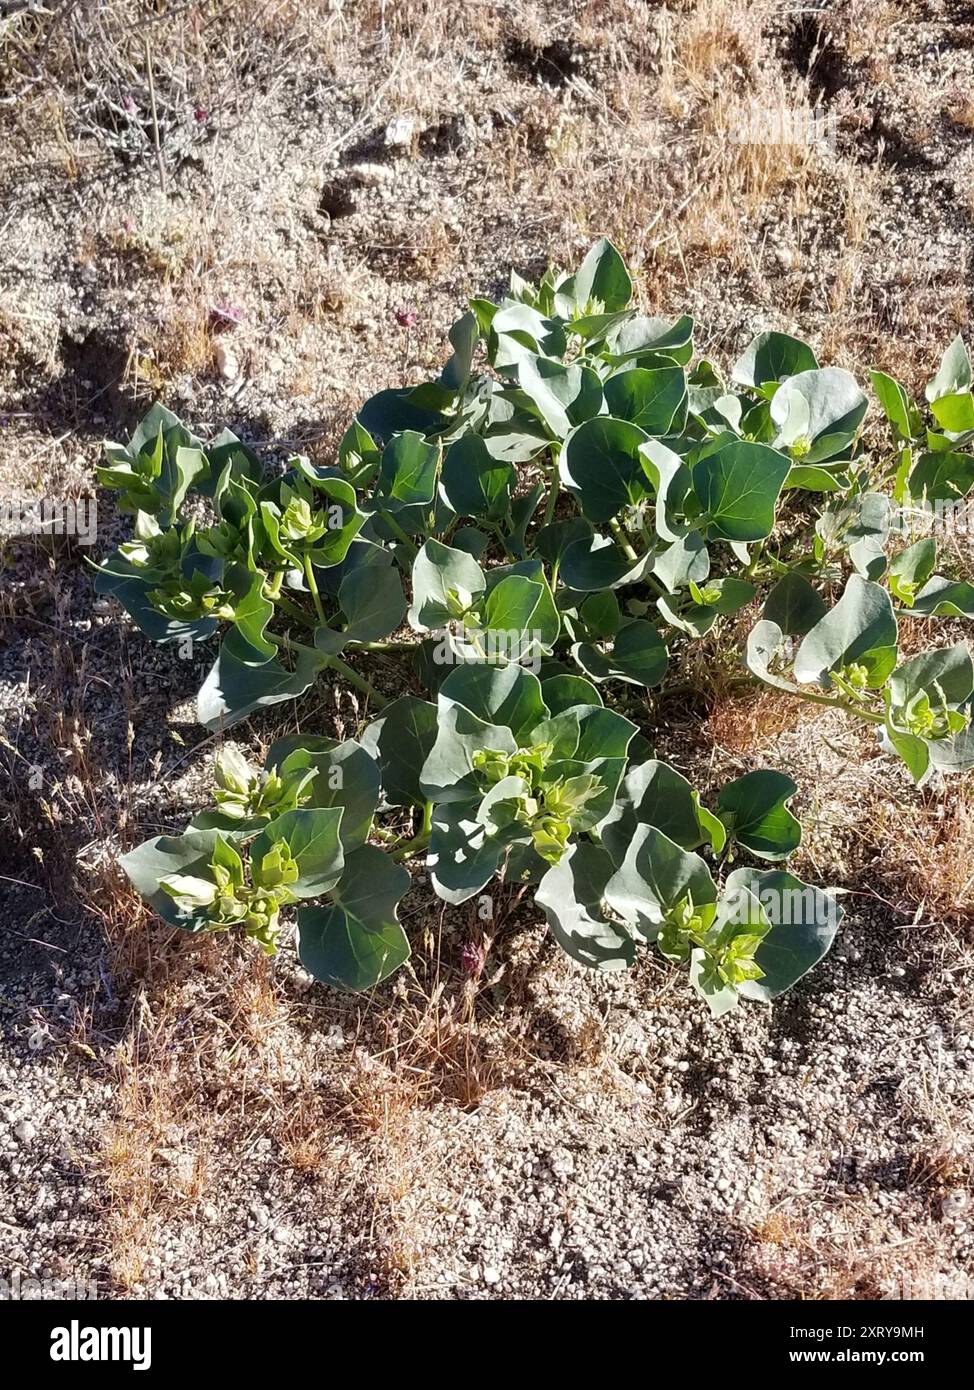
(1, 0, 973, 1300)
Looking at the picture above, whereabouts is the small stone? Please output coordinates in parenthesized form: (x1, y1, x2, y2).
(547, 1146, 575, 1179)
(942, 1190, 968, 1218)
(351, 162, 393, 187)
(14, 1119, 36, 1143)
(483, 1266, 501, 1285)
(384, 116, 416, 149)
(214, 341, 239, 382)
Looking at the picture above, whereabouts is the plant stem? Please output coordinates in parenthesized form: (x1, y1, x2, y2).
(608, 516, 639, 563)
(302, 552, 327, 625)
(272, 592, 316, 631)
(486, 520, 513, 559)
(392, 800, 433, 862)
(354, 639, 418, 652)
(792, 687, 884, 724)
(143, 35, 167, 193)
(543, 451, 561, 527)
(378, 509, 419, 561)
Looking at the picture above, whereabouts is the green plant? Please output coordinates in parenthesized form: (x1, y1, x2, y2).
(99, 239, 974, 1013)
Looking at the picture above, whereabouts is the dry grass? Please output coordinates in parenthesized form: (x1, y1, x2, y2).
(863, 782, 974, 929)
(2, 0, 973, 1303)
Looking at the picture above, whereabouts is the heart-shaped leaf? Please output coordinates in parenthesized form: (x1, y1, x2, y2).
(731, 331, 819, 389)
(603, 366, 687, 436)
(726, 867, 842, 1000)
(716, 770, 800, 860)
(560, 416, 651, 522)
(692, 439, 791, 542)
(440, 434, 515, 521)
(296, 845, 411, 990)
(794, 577, 897, 689)
(536, 844, 635, 972)
(605, 825, 718, 941)
(572, 619, 668, 687)
(360, 696, 438, 807)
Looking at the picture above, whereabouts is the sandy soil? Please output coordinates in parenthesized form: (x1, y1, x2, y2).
(0, 0, 972, 1299)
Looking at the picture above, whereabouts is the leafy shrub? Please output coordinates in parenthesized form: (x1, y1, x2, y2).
(95, 239, 974, 1015)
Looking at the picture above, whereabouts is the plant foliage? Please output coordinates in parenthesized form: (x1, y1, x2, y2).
(96, 240, 974, 1014)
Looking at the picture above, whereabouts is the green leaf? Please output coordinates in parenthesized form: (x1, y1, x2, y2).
(479, 574, 545, 643)
(689, 947, 741, 1018)
(530, 703, 637, 762)
(93, 556, 219, 645)
(427, 797, 512, 905)
(360, 696, 438, 807)
(296, 845, 411, 991)
(513, 353, 602, 435)
(889, 643, 974, 707)
(930, 392, 974, 434)
(744, 619, 801, 694)
(420, 702, 517, 803)
(726, 867, 842, 1000)
(580, 589, 621, 639)
(888, 538, 936, 607)
(605, 314, 694, 366)
(925, 335, 972, 403)
(293, 466, 367, 566)
(535, 516, 593, 567)
(357, 389, 445, 442)
(540, 673, 603, 715)
(762, 572, 827, 637)
(490, 303, 567, 371)
(909, 450, 974, 501)
(692, 439, 791, 542)
(536, 844, 635, 972)
(250, 808, 344, 898)
(571, 237, 633, 312)
(882, 714, 931, 785)
(560, 416, 651, 522)
(226, 565, 275, 658)
(603, 366, 687, 436)
(438, 663, 549, 743)
(560, 532, 655, 591)
(438, 310, 479, 395)
(731, 332, 819, 389)
(845, 492, 890, 581)
(408, 538, 486, 630)
(599, 759, 724, 863)
(271, 740, 380, 851)
(653, 532, 710, 593)
(770, 367, 868, 462)
(378, 431, 441, 507)
(197, 636, 327, 731)
(119, 829, 224, 930)
(334, 565, 406, 647)
(794, 577, 898, 689)
(572, 618, 668, 687)
(441, 434, 514, 521)
(910, 576, 974, 618)
(605, 825, 717, 941)
(784, 465, 851, 492)
(870, 369, 920, 441)
(716, 770, 801, 860)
